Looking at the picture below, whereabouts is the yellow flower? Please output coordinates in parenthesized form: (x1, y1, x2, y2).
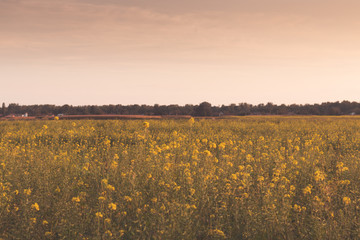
(30, 218, 37, 224)
(293, 204, 302, 212)
(95, 212, 103, 218)
(303, 185, 312, 195)
(42, 220, 49, 225)
(119, 230, 125, 237)
(340, 180, 351, 185)
(143, 122, 149, 128)
(105, 218, 111, 224)
(218, 142, 226, 150)
(106, 184, 115, 191)
(44, 232, 52, 237)
(124, 196, 132, 202)
(72, 197, 80, 203)
(188, 117, 195, 125)
(98, 196, 106, 201)
(108, 203, 117, 211)
(110, 161, 118, 169)
(343, 197, 351, 205)
(101, 179, 108, 185)
(83, 163, 89, 171)
(203, 150, 212, 157)
(314, 170, 326, 182)
(31, 203, 40, 211)
(209, 229, 226, 239)
(230, 174, 238, 180)
(337, 162, 349, 172)
(257, 176, 264, 182)
(24, 188, 32, 196)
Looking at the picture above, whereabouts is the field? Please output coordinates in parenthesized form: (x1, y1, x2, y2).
(1, 117, 360, 239)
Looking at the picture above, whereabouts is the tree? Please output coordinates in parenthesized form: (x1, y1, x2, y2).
(195, 102, 212, 116)
(2, 102, 5, 116)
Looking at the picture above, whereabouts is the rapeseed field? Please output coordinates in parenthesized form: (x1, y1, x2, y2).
(1, 117, 360, 239)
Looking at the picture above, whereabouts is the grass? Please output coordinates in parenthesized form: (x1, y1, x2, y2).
(1, 117, 360, 239)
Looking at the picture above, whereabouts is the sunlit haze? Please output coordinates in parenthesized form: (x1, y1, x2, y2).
(1, 0, 360, 106)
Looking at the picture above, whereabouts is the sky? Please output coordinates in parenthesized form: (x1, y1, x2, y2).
(1, 0, 360, 106)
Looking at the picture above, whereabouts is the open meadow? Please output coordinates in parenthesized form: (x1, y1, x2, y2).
(1, 117, 360, 239)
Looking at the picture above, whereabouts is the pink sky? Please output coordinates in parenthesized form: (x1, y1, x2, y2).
(1, 0, 360, 105)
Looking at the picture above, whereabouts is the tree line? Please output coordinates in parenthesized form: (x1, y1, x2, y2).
(1, 101, 360, 117)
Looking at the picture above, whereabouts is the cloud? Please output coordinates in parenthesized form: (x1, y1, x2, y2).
(1, 0, 360, 65)
(0, 0, 224, 61)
